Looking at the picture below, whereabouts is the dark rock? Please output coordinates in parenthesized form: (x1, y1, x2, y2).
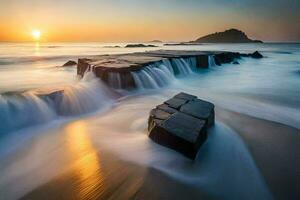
(150, 108, 172, 120)
(148, 112, 207, 159)
(180, 99, 215, 127)
(76, 50, 264, 89)
(194, 28, 263, 43)
(148, 93, 215, 159)
(250, 51, 263, 59)
(156, 104, 177, 114)
(232, 61, 239, 64)
(214, 52, 242, 64)
(164, 98, 188, 109)
(77, 58, 91, 76)
(63, 60, 77, 67)
(125, 44, 158, 48)
(119, 72, 136, 89)
(148, 109, 172, 131)
(164, 42, 202, 46)
(174, 92, 197, 101)
(196, 55, 209, 68)
(103, 45, 121, 48)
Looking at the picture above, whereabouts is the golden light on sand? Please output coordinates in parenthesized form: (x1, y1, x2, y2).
(65, 121, 104, 199)
(31, 30, 41, 41)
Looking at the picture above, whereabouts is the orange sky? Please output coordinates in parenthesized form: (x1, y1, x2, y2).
(0, 0, 299, 42)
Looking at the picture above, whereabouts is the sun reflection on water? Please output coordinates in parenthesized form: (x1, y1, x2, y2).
(65, 121, 104, 199)
(34, 42, 40, 56)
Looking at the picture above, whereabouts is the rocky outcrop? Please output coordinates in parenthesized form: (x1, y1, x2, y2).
(62, 60, 77, 67)
(214, 52, 242, 65)
(250, 51, 263, 58)
(125, 44, 158, 48)
(76, 50, 263, 89)
(213, 51, 263, 65)
(194, 29, 263, 43)
(148, 92, 214, 159)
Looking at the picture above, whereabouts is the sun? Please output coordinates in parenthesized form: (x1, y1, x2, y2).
(31, 30, 41, 41)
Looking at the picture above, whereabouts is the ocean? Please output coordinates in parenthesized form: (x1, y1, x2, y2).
(0, 42, 299, 199)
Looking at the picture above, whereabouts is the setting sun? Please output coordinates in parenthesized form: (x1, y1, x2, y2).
(31, 30, 41, 41)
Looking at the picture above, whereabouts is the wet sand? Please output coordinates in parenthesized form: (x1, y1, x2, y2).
(217, 108, 300, 200)
(1, 106, 299, 200)
(21, 151, 210, 200)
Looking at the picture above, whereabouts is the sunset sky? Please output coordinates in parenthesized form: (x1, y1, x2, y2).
(0, 0, 299, 42)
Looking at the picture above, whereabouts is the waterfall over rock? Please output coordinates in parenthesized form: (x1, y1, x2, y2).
(130, 57, 197, 90)
(108, 72, 122, 89)
(208, 55, 217, 67)
(0, 72, 115, 135)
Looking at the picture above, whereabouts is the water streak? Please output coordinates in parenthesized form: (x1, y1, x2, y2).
(0, 72, 114, 135)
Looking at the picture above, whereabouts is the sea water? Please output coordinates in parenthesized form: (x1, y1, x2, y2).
(0, 42, 299, 199)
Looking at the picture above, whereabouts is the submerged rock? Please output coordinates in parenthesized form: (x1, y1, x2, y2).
(250, 51, 263, 59)
(62, 60, 77, 67)
(148, 92, 215, 159)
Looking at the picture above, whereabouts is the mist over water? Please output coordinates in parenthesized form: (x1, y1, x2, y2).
(0, 42, 300, 199)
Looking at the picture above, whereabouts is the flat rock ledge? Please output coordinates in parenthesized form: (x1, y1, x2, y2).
(77, 50, 263, 89)
(148, 92, 215, 159)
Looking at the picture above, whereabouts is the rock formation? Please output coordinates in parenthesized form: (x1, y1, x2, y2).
(62, 60, 77, 67)
(77, 50, 263, 89)
(194, 29, 263, 43)
(148, 92, 214, 159)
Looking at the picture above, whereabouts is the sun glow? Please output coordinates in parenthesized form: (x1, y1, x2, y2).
(31, 30, 41, 41)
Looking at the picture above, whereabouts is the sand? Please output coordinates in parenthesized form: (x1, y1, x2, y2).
(217, 108, 300, 200)
(21, 151, 210, 200)
(1, 107, 299, 200)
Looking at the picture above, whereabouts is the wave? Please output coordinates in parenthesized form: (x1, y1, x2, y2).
(0, 72, 115, 135)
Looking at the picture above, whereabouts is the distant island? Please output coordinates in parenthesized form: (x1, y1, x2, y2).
(194, 29, 263, 43)
(125, 44, 158, 48)
(149, 40, 162, 43)
(164, 42, 202, 46)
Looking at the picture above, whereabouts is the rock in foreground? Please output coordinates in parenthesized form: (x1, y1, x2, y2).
(148, 92, 214, 159)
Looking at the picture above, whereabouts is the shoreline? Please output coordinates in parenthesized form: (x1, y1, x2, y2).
(1, 102, 299, 199)
(217, 108, 300, 200)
